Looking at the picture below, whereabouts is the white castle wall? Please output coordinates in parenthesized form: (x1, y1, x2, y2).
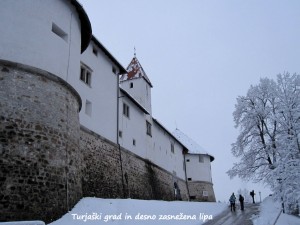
(120, 78, 152, 114)
(0, 0, 82, 82)
(118, 92, 148, 158)
(75, 39, 120, 142)
(151, 121, 186, 180)
(186, 154, 213, 182)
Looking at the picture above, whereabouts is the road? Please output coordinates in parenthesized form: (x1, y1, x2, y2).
(203, 203, 260, 225)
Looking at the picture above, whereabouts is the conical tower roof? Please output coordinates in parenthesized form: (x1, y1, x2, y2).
(120, 56, 153, 87)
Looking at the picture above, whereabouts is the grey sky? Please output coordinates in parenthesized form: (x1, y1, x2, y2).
(78, 0, 300, 202)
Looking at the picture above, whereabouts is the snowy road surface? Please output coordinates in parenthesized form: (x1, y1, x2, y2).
(203, 203, 260, 225)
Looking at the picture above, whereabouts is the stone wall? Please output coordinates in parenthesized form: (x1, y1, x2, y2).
(80, 126, 124, 198)
(187, 181, 216, 202)
(80, 126, 189, 201)
(0, 60, 82, 223)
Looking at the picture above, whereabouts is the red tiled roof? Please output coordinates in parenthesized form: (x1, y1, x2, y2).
(120, 57, 153, 87)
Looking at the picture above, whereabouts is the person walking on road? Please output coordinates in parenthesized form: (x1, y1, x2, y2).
(250, 190, 255, 203)
(239, 194, 244, 211)
(229, 193, 236, 212)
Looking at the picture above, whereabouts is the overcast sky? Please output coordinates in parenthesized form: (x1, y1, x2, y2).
(78, 0, 300, 202)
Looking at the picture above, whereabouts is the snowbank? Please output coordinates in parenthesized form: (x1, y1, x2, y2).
(49, 198, 227, 225)
(252, 196, 300, 225)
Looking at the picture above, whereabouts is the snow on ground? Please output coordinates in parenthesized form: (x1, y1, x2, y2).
(49, 198, 227, 225)
(276, 213, 300, 225)
(252, 196, 300, 225)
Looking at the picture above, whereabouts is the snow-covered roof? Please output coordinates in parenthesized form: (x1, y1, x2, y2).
(120, 56, 153, 87)
(172, 129, 214, 161)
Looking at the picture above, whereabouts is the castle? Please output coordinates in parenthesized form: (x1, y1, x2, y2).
(0, 0, 215, 222)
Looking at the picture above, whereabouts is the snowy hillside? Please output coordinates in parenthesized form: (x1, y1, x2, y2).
(49, 198, 226, 225)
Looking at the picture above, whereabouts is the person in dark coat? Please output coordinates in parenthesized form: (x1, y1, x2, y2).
(229, 193, 236, 212)
(239, 194, 244, 210)
(250, 190, 255, 203)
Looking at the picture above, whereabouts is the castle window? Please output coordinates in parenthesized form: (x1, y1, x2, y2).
(171, 143, 174, 153)
(188, 178, 192, 181)
(123, 103, 130, 118)
(133, 139, 136, 146)
(146, 121, 152, 137)
(186, 159, 190, 162)
(130, 82, 133, 88)
(85, 100, 92, 116)
(80, 63, 92, 86)
(189, 196, 196, 200)
(92, 46, 98, 56)
(119, 131, 123, 138)
(199, 155, 204, 163)
(112, 67, 117, 74)
(203, 191, 208, 197)
(52, 22, 68, 42)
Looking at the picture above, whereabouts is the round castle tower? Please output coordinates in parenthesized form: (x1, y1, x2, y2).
(0, 0, 91, 222)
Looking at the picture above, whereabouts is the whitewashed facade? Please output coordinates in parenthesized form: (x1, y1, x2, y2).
(172, 129, 214, 183)
(185, 154, 213, 182)
(119, 57, 214, 182)
(151, 120, 186, 179)
(0, 0, 90, 82)
(118, 89, 186, 179)
(76, 37, 126, 142)
(118, 88, 150, 158)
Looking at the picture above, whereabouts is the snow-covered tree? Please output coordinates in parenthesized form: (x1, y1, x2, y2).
(272, 73, 300, 214)
(228, 72, 300, 214)
(227, 77, 279, 183)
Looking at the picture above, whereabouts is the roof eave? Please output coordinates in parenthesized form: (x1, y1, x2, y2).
(92, 36, 127, 74)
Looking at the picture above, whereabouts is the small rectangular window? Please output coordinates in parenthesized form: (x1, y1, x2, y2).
(188, 178, 192, 181)
(92, 46, 98, 56)
(171, 143, 174, 153)
(130, 82, 133, 88)
(112, 67, 117, 74)
(85, 100, 92, 116)
(146, 121, 152, 137)
(186, 159, 190, 162)
(52, 23, 68, 42)
(80, 64, 92, 86)
(123, 103, 130, 118)
(119, 131, 122, 138)
(133, 139, 136, 146)
(189, 196, 196, 200)
(203, 191, 208, 197)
